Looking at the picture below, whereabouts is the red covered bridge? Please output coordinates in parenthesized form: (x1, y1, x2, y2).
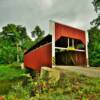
(24, 21, 89, 71)
(24, 35, 52, 71)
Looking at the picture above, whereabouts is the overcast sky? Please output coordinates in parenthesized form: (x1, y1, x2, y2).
(0, 0, 97, 37)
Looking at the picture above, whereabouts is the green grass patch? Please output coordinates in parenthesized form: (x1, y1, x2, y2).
(0, 64, 25, 81)
(0, 64, 26, 95)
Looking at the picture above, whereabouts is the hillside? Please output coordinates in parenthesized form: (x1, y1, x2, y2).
(2, 66, 100, 100)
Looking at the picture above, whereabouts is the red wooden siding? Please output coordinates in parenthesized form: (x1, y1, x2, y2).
(55, 23, 86, 45)
(24, 43, 52, 71)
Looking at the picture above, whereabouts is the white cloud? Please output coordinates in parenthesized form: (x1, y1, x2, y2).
(0, 0, 97, 36)
(37, 0, 54, 10)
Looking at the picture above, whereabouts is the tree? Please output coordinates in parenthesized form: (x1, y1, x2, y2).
(92, 0, 100, 12)
(0, 24, 33, 64)
(91, 0, 100, 26)
(1, 24, 27, 63)
(31, 26, 45, 41)
(88, 0, 100, 66)
(0, 41, 17, 64)
(88, 27, 100, 66)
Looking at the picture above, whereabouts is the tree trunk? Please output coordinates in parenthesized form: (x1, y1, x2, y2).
(16, 43, 20, 63)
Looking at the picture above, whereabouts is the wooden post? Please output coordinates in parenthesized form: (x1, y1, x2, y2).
(49, 20, 55, 67)
(72, 39, 74, 47)
(85, 31, 89, 67)
(68, 38, 69, 48)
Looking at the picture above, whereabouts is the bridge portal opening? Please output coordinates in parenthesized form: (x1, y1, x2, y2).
(55, 37, 86, 66)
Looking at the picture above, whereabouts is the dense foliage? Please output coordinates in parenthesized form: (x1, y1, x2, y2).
(92, 0, 100, 13)
(31, 26, 44, 38)
(88, 27, 100, 66)
(88, 0, 100, 67)
(31, 25, 45, 42)
(0, 24, 33, 64)
(91, 0, 100, 26)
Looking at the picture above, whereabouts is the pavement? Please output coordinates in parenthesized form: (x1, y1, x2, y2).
(53, 65, 100, 78)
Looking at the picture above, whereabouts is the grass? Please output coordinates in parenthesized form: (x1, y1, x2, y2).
(0, 64, 25, 81)
(0, 64, 26, 95)
(0, 65, 100, 100)
(33, 68, 100, 100)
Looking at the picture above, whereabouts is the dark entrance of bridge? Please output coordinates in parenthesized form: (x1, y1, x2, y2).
(55, 36, 86, 66)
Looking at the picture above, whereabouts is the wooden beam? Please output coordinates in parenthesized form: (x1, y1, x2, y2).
(55, 47, 85, 52)
(72, 39, 74, 47)
(85, 31, 89, 67)
(68, 38, 69, 47)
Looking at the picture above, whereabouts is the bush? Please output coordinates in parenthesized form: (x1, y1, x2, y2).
(0, 46, 17, 64)
(88, 27, 100, 67)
